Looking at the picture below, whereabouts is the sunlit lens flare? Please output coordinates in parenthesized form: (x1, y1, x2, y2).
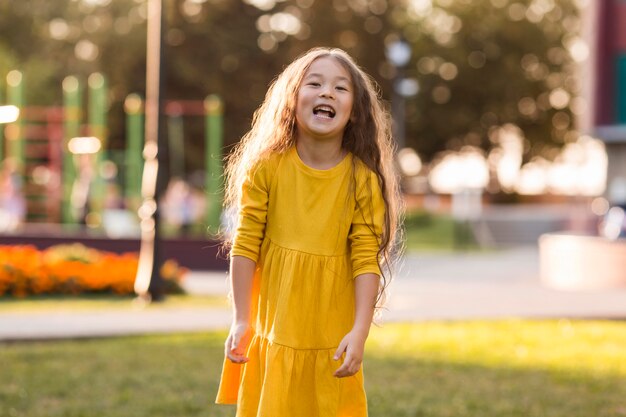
(546, 137, 607, 196)
(0, 105, 20, 124)
(31, 165, 52, 186)
(590, 197, 610, 216)
(244, 0, 276, 11)
(397, 147, 422, 176)
(488, 124, 524, 191)
(515, 159, 549, 195)
(600, 207, 626, 240)
(547, 162, 579, 195)
(428, 148, 489, 193)
(68, 136, 101, 154)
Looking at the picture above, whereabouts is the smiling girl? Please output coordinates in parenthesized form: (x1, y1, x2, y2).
(215, 47, 402, 417)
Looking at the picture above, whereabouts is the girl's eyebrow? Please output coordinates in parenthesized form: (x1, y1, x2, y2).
(305, 73, 352, 83)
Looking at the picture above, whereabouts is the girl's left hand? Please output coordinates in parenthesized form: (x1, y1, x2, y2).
(333, 329, 367, 378)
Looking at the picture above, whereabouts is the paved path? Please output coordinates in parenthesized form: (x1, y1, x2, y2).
(386, 247, 626, 321)
(2, 246, 626, 341)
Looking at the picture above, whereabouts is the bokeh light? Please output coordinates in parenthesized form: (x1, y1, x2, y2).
(75, 39, 99, 61)
(0, 105, 20, 124)
(68, 136, 102, 155)
(428, 147, 490, 193)
(397, 148, 422, 177)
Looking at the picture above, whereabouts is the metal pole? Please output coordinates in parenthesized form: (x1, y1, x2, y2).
(62, 76, 81, 224)
(134, 0, 166, 302)
(392, 73, 406, 151)
(204, 95, 224, 235)
(124, 94, 144, 210)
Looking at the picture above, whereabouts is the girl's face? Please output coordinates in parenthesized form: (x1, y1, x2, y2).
(295, 56, 354, 144)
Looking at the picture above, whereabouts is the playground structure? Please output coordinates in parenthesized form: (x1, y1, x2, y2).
(0, 70, 224, 231)
(0, 70, 227, 269)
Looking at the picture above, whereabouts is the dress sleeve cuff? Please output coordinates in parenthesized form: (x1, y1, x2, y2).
(230, 247, 259, 263)
(352, 264, 381, 279)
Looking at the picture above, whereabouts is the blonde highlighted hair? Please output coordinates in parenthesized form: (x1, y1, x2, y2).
(223, 47, 403, 305)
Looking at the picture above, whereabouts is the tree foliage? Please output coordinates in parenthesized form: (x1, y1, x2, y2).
(0, 0, 581, 171)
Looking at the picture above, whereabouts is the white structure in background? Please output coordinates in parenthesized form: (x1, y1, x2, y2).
(428, 147, 489, 221)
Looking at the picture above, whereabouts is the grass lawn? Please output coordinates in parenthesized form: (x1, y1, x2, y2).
(0, 294, 227, 313)
(404, 210, 478, 252)
(2, 320, 625, 417)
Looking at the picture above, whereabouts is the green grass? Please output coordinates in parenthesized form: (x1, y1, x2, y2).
(2, 320, 625, 417)
(404, 210, 478, 252)
(0, 294, 227, 313)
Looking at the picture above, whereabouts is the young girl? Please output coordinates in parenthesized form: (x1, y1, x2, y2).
(216, 47, 401, 417)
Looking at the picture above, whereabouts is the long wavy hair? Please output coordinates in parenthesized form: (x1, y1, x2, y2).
(223, 47, 403, 307)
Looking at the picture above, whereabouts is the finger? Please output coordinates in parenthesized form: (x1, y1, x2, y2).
(224, 335, 233, 355)
(230, 332, 242, 352)
(335, 365, 355, 378)
(226, 342, 249, 363)
(349, 361, 361, 375)
(234, 333, 251, 356)
(337, 356, 362, 377)
(334, 354, 354, 377)
(227, 351, 249, 364)
(334, 340, 347, 360)
(333, 362, 349, 377)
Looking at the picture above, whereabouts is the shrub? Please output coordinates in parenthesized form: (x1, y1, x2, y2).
(0, 244, 187, 297)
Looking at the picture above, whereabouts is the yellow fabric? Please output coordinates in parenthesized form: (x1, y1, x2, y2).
(216, 146, 384, 417)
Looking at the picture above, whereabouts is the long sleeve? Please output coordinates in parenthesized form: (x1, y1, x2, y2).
(231, 162, 271, 263)
(349, 170, 385, 278)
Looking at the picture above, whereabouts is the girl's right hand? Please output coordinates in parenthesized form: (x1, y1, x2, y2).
(225, 322, 253, 364)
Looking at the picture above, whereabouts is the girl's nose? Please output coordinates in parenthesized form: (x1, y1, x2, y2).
(319, 87, 335, 99)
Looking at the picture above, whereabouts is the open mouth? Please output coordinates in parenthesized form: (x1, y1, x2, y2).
(313, 105, 336, 119)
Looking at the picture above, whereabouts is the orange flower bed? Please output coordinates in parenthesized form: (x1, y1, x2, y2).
(0, 244, 188, 297)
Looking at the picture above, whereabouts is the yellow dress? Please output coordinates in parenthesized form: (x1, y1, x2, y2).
(216, 146, 384, 417)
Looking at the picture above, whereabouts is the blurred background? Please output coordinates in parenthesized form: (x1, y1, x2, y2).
(0, 0, 625, 280)
(2, 3, 626, 416)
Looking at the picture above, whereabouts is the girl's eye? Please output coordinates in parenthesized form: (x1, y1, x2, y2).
(336, 86, 349, 91)
(308, 82, 321, 87)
